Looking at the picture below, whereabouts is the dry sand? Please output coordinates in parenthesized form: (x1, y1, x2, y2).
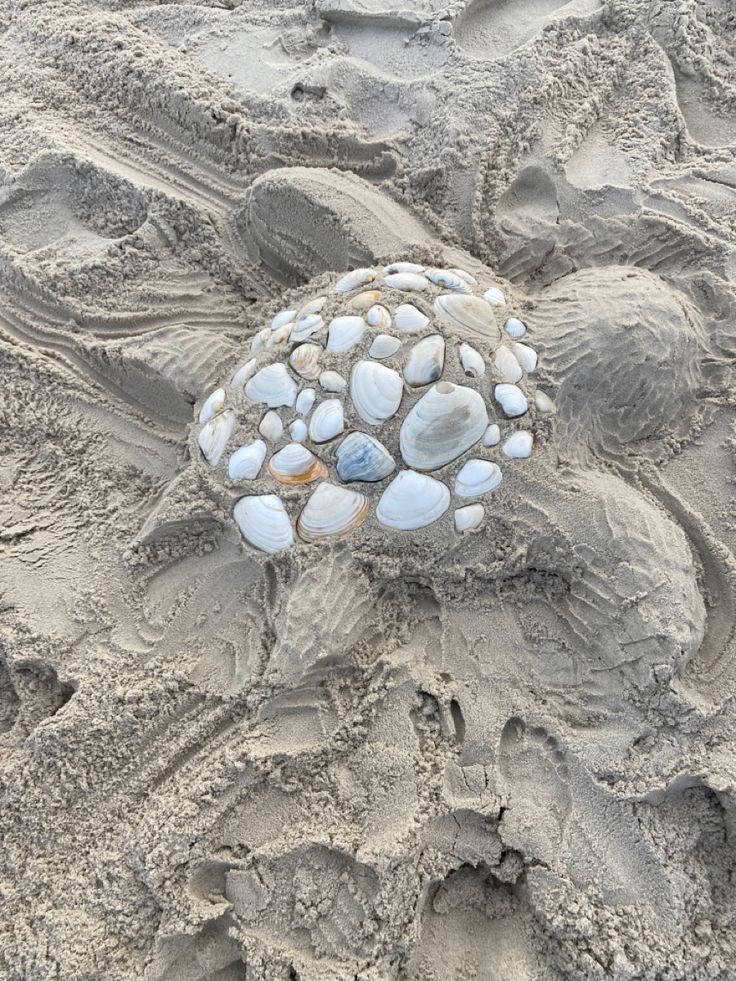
(1, 0, 736, 978)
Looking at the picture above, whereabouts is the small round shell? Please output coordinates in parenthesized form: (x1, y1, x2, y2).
(394, 304, 430, 334)
(483, 423, 501, 447)
(199, 387, 226, 423)
(434, 294, 499, 340)
(297, 296, 326, 318)
(259, 409, 284, 442)
(376, 470, 450, 531)
(334, 268, 376, 293)
(349, 361, 403, 426)
(383, 272, 430, 292)
(484, 287, 506, 306)
(425, 268, 473, 293)
(228, 440, 267, 480)
(297, 482, 370, 541)
(403, 334, 445, 388)
(319, 370, 347, 393)
(234, 494, 293, 554)
(268, 443, 328, 485)
(494, 346, 523, 384)
(535, 391, 555, 413)
(308, 399, 345, 443)
(369, 334, 402, 359)
(458, 343, 485, 378)
(494, 384, 528, 418)
(454, 459, 503, 497)
(504, 317, 526, 339)
(400, 382, 488, 471)
(455, 504, 484, 533)
(289, 343, 322, 381)
(366, 304, 392, 330)
(296, 388, 316, 415)
(290, 419, 308, 441)
(513, 342, 537, 373)
(503, 431, 533, 459)
(198, 411, 235, 466)
(245, 363, 298, 408)
(335, 432, 396, 483)
(326, 316, 365, 353)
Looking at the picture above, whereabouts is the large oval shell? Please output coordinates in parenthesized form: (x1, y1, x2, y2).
(230, 358, 258, 392)
(369, 334, 402, 359)
(503, 430, 533, 458)
(198, 411, 235, 466)
(399, 382, 488, 471)
(454, 459, 503, 497)
(403, 334, 445, 388)
(309, 399, 345, 443)
(271, 308, 297, 331)
(228, 440, 267, 480)
(268, 443, 328, 485)
(394, 304, 430, 334)
(336, 432, 396, 483)
(245, 363, 298, 408)
(234, 494, 293, 554)
(289, 343, 322, 381)
(259, 409, 283, 441)
(425, 268, 473, 293)
(455, 503, 484, 533)
(504, 317, 526, 339)
(319, 370, 347, 393)
(199, 387, 226, 423)
(289, 313, 324, 343)
(494, 346, 523, 384)
(376, 470, 450, 530)
(483, 287, 506, 307)
(349, 361, 403, 426)
(459, 343, 485, 378)
(495, 384, 528, 417)
(297, 482, 370, 541)
(384, 272, 430, 292)
(513, 342, 537, 373)
(326, 316, 365, 353)
(384, 261, 425, 274)
(434, 294, 499, 341)
(334, 268, 376, 293)
(366, 304, 392, 330)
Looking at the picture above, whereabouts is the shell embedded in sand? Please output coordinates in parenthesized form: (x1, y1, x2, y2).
(198, 410, 235, 466)
(259, 409, 284, 441)
(334, 268, 376, 293)
(296, 387, 316, 415)
(271, 308, 297, 331)
(454, 503, 484, 533)
(250, 326, 271, 353)
(335, 432, 396, 483)
(454, 459, 502, 497)
(504, 317, 526, 339)
(459, 343, 485, 378)
(290, 419, 308, 441)
(366, 304, 392, 330)
(289, 313, 324, 343)
(383, 272, 430, 292)
(350, 361, 403, 426)
(369, 334, 402, 359)
(309, 399, 345, 443)
(495, 384, 528, 417)
(483, 423, 501, 447)
(268, 443, 328, 485)
(503, 430, 533, 458)
(425, 268, 473, 293)
(403, 334, 445, 388)
(494, 346, 523, 384)
(376, 470, 450, 530)
(513, 342, 537, 373)
(484, 287, 506, 306)
(234, 494, 293, 554)
(230, 358, 258, 392)
(289, 343, 322, 380)
(267, 324, 292, 350)
(297, 482, 370, 541)
(394, 304, 430, 334)
(535, 391, 555, 413)
(245, 363, 298, 408)
(347, 289, 382, 313)
(319, 370, 347, 393)
(448, 268, 478, 286)
(433, 294, 499, 340)
(400, 381, 488, 471)
(384, 261, 425, 274)
(199, 387, 226, 423)
(228, 440, 267, 480)
(326, 316, 366, 353)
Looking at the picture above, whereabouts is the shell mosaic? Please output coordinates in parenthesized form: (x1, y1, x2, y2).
(193, 263, 552, 554)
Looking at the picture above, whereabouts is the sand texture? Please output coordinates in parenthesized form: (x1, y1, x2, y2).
(1, 0, 736, 978)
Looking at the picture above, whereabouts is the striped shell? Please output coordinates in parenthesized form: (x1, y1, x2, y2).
(234, 494, 293, 554)
(350, 361, 403, 426)
(297, 483, 370, 541)
(268, 443, 328, 485)
(400, 382, 488, 471)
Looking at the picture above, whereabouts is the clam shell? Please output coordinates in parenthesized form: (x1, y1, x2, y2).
(494, 384, 528, 417)
(434, 294, 499, 340)
(369, 334, 402, 359)
(228, 440, 267, 480)
(425, 268, 473, 293)
(268, 443, 328, 485)
(494, 346, 523, 384)
(297, 296, 326, 318)
(535, 391, 554, 413)
(483, 423, 501, 447)
(266, 324, 292, 349)
(297, 482, 370, 541)
(454, 504, 484, 533)
(199, 387, 226, 423)
(289, 343, 322, 380)
(459, 343, 485, 378)
(290, 419, 308, 441)
(394, 304, 430, 334)
(347, 290, 381, 313)
(399, 381, 488, 471)
(403, 334, 445, 388)
(271, 308, 297, 331)
(325, 315, 365, 353)
(366, 304, 392, 330)
(448, 268, 478, 286)
(198, 410, 235, 466)
(484, 287, 506, 306)
(259, 409, 283, 441)
(454, 459, 503, 497)
(384, 261, 425, 274)
(290, 313, 324, 343)
(334, 268, 376, 293)
(251, 327, 272, 353)
(230, 358, 258, 392)
(384, 272, 430, 292)
(245, 363, 298, 408)
(319, 370, 347, 393)
(503, 431, 533, 458)
(376, 470, 450, 530)
(504, 317, 526, 339)
(234, 494, 293, 554)
(336, 432, 396, 483)
(513, 342, 537, 373)
(309, 399, 345, 443)
(296, 388, 316, 415)
(350, 361, 403, 426)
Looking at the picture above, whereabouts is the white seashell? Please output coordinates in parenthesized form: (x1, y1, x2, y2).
(448, 268, 478, 286)
(245, 363, 298, 408)
(454, 459, 503, 497)
(434, 294, 499, 340)
(376, 470, 450, 530)
(319, 370, 347, 393)
(268, 443, 328, 485)
(228, 440, 267, 480)
(198, 410, 235, 466)
(336, 432, 396, 483)
(394, 304, 430, 334)
(483, 423, 501, 447)
(309, 399, 345, 443)
(425, 268, 473, 293)
(384, 261, 425, 274)
(259, 410, 283, 442)
(455, 504, 484, 533)
(234, 494, 293, 554)
(495, 384, 528, 417)
(289, 343, 322, 381)
(290, 313, 324, 343)
(400, 382, 488, 471)
(366, 304, 392, 330)
(403, 334, 445, 388)
(199, 387, 226, 423)
(271, 308, 297, 331)
(325, 315, 365, 353)
(296, 388, 316, 416)
(494, 346, 523, 384)
(334, 268, 376, 293)
(513, 342, 537, 373)
(504, 317, 526, 339)
(459, 343, 485, 378)
(297, 296, 326, 318)
(290, 419, 308, 441)
(250, 327, 272, 353)
(266, 324, 292, 349)
(230, 358, 258, 392)
(383, 272, 430, 292)
(349, 361, 403, 426)
(484, 287, 506, 306)
(535, 391, 554, 414)
(297, 482, 370, 541)
(369, 334, 402, 359)
(503, 431, 533, 459)
(347, 290, 381, 313)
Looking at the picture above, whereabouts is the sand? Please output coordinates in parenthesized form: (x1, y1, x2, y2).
(0, 0, 735, 978)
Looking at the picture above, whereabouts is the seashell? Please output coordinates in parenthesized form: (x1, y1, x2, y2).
(425, 268, 473, 293)
(334, 268, 376, 293)
(309, 399, 345, 443)
(347, 290, 381, 313)
(448, 268, 478, 286)
(366, 304, 392, 330)
(403, 334, 445, 388)
(494, 346, 523, 384)
(268, 443, 328, 485)
(483, 423, 500, 447)
(504, 317, 526, 339)
(289, 313, 324, 343)
(271, 308, 297, 331)
(234, 494, 293, 554)
(535, 391, 554, 414)
(230, 358, 257, 392)
(454, 459, 503, 497)
(198, 410, 235, 466)
(296, 388, 316, 415)
(394, 304, 430, 334)
(250, 327, 272, 353)
(259, 409, 283, 441)
(297, 296, 326, 318)
(384, 261, 425, 274)
(289, 343, 322, 380)
(455, 504, 484, 533)
(228, 440, 267, 480)
(199, 387, 226, 423)
(484, 287, 506, 306)
(266, 324, 292, 349)
(290, 419, 308, 441)
(325, 315, 365, 353)
(513, 342, 537, 373)
(297, 482, 370, 542)
(336, 432, 396, 483)
(319, 370, 347, 393)
(400, 381, 488, 471)
(459, 343, 485, 378)
(349, 361, 403, 426)
(369, 334, 402, 359)
(376, 470, 450, 530)
(494, 384, 528, 417)
(503, 430, 533, 459)
(383, 272, 430, 292)
(245, 363, 298, 408)
(434, 294, 500, 340)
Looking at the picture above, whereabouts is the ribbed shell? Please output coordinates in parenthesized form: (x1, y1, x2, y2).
(504, 317, 526, 339)
(484, 287, 505, 306)
(349, 361, 403, 426)
(297, 482, 370, 541)
(335, 432, 396, 483)
(308, 399, 345, 443)
(376, 471, 450, 530)
(234, 494, 293, 554)
(399, 382, 488, 471)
